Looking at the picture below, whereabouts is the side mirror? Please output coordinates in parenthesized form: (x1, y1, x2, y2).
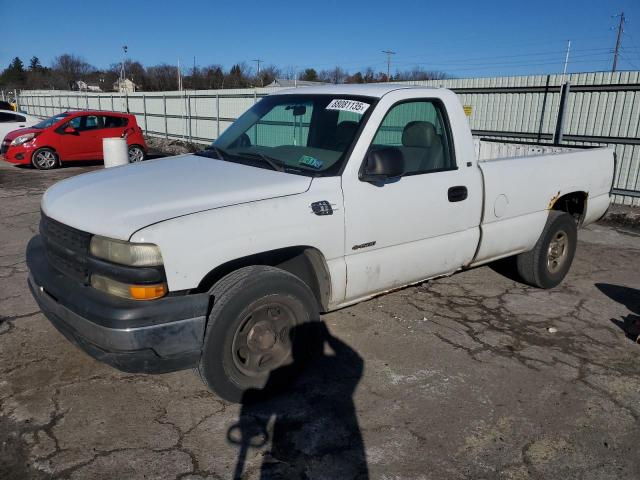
(359, 147, 404, 183)
(64, 126, 76, 134)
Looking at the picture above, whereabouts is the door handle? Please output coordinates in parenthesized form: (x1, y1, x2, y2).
(448, 186, 468, 202)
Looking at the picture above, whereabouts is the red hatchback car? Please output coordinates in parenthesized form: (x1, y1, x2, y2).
(1, 111, 147, 169)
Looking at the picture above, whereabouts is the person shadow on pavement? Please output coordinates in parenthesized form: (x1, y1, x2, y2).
(227, 321, 368, 480)
(596, 283, 640, 343)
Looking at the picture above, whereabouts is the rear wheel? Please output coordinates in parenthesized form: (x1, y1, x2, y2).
(197, 266, 319, 402)
(31, 148, 59, 170)
(128, 145, 145, 163)
(516, 211, 577, 288)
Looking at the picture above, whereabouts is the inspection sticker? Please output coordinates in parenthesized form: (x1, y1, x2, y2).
(326, 99, 370, 114)
(299, 155, 324, 169)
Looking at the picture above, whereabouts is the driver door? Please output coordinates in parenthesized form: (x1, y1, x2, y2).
(59, 114, 104, 160)
(341, 98, 482, 302)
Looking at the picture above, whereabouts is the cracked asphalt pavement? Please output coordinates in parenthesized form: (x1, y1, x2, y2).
(1, 161, 639, 479)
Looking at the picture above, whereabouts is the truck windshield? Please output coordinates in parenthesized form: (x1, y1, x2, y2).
(198, 94, 376, 176)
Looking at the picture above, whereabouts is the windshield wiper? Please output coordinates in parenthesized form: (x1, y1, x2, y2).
(202, 145, 230, 161)
(237, 152, 286, 172)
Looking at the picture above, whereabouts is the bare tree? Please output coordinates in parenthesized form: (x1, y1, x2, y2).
(51, 54, 93, 89)
(318, 66, 347, 84)
(255, 65, 280, 87)
(146, 64, 179, 91)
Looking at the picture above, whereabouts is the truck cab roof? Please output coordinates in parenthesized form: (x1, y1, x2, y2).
(277, 83, 441, 98)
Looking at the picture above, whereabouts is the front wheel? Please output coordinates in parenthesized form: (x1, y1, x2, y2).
(128, 145, 145, 163)
(516, 211, 578, 288)
(31, 148, 59, 170)
(198, 266, 319, 403)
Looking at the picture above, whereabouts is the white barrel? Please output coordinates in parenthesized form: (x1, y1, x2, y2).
(103, 137, 129, 168)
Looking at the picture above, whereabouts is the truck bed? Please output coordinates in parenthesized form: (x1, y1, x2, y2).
(470, 138, 615, 266)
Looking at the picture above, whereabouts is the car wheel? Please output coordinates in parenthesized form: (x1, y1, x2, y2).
(31, 148, 59, 170)
(516, 211, 577, 289)
(128, 145, 145, 163)
(197, 265, 319, 403)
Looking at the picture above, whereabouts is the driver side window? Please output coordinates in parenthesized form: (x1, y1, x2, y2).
(67, 116, 82, 129)
(371, 100, 455, 175)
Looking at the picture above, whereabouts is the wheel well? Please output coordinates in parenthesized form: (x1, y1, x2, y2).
(551, 191, 587, 226)
(195, 247, 332, 311)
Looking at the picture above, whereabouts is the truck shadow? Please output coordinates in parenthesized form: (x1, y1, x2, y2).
(227, 321, 368, 479)
(595, 283, 640, 343)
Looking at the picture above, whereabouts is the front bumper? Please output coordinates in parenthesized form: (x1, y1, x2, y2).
(27, 236, 210, 373)
(2, 143, 34, 164)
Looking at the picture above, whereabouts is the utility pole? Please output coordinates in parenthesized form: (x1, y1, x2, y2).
(562, 40, 571, 75)
(119, 45, 128, 91)
(612, 11, 625, 72)
(252, 59, 263, 76)
(382, 50, 396, 81)
(253, 59, 264, 86)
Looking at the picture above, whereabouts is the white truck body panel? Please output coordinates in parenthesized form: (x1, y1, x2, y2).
(43, 154, 312, 240)
(472, 145, 614, 265)
(40, 85, 614, 311)
(131, 176, 348, 307)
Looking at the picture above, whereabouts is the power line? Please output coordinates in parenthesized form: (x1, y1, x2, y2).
(618, 53, 639, 70)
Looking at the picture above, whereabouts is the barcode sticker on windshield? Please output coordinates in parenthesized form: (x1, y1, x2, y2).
(326, 99, 370, 114)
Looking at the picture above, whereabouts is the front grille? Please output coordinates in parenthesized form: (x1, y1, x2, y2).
(40, 214, 91, 283)
(1, 140, 9, 155)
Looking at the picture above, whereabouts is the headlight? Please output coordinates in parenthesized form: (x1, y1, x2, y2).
(91, 274, 167, 300)
(90, 236, 163, 266)
(11, 132, 39, 146)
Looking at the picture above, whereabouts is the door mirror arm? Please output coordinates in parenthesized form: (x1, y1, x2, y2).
(64, 126, 77, 135)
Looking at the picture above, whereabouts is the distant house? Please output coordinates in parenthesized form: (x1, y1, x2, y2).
(113, 78, 137, 93)
(267, 79, 327, 88)
(75, 80, 102, 92)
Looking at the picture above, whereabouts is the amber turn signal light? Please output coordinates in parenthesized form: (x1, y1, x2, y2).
(129, 284, 167, 300)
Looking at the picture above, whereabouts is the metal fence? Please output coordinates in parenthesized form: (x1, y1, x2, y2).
(17, 71, 640, 205)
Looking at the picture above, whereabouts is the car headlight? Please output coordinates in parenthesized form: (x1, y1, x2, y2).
(11, 132, 39, 146)
(89, 236, 163, 266)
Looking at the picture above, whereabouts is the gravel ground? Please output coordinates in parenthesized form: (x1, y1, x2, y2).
(1, 160, 639, 480)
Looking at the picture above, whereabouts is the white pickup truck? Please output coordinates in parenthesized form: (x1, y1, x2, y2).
(27, 84, 614, 401)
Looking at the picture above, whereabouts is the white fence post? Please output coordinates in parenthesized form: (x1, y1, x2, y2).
(163, 94, 168, 139)
(216, 93, 220, 139)
(143, 94, 148, 135)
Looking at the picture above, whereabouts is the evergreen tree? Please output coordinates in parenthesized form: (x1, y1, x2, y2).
(29, 56, 42, 71)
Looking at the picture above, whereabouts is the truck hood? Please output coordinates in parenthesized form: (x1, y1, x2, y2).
(42, 154, 312, 240)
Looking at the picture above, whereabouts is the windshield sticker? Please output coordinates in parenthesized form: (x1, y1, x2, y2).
(299, 155, 324, 169)
(326, 99, 370, 115)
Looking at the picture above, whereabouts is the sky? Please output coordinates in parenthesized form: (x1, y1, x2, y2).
(1, 0, 639, 79)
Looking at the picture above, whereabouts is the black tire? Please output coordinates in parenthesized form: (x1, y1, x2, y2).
(516, 211, 577, 289)
(128, 145, 145, 163)
(198, 266, 319, 403)
(31, 148, 59, 170)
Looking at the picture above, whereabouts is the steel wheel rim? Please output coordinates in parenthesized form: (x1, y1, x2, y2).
(231, 300, 297, 378)
(547, 230, 569, 274)
(35, 150, 56, 168)
(128, 147, 144, 162)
